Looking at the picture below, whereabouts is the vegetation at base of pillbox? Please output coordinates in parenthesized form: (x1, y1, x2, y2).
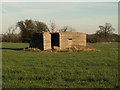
(2, 42, 119, 88)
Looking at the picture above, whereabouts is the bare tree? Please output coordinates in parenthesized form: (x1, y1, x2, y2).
(5, 25, 17, 42)
(59, 26, 68, 32)
(49, 21, 57, 33)
(59, 26, 75, 32)
(96, 23, 115, 37)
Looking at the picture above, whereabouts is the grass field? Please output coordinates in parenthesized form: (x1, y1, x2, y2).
(2, 42, 119, 88)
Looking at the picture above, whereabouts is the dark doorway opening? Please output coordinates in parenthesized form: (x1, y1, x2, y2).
(51, 33, 59, 49)
(30, 33, 43, 50)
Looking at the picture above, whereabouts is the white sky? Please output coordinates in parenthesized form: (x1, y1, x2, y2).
(1, 0, 120, 2)
(0, 0, 119, 34)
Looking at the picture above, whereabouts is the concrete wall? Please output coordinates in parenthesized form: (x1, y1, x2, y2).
(31, 32, 86, 50)
(43, 32, 51, 50)
(59, 32, 86, 50)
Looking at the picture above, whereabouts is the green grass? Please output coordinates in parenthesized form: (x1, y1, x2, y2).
(2, 42, 119, 88)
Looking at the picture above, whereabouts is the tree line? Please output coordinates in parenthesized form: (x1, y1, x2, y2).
(2, 19, 75, 43)
(87, 23, 120, 43)
(1, 19, 120, 43)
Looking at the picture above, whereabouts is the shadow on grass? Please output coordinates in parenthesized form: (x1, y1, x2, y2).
(0, 48, 24, 51)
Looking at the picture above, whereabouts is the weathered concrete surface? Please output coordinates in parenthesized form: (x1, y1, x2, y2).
(59, 32, 86, 50)
(43, 32, 51, 50)
(31, 32, 86, 50)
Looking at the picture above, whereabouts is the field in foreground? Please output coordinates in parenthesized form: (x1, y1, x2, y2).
(2, 42, 119, 88)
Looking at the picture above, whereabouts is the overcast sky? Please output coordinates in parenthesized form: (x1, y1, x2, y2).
(1, 1, 118, 34)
